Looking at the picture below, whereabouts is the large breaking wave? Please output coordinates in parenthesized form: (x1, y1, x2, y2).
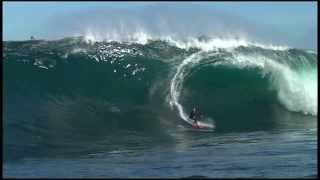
(3, 36, 317, 160)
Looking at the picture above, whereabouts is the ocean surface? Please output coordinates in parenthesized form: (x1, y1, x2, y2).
(3, 36, 317, 178)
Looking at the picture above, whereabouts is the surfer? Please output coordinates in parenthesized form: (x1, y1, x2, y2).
(189, 107, 200, 128)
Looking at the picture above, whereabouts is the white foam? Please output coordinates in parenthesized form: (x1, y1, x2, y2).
(221, 53, 317, 115)
(125, 64, 131, 69)
(167, 37, 288, 51)
(169, 52, 204, 122)
(70, 48, 87, 54)
(84, 29, 151, 45)
(83, 31, 289, 51)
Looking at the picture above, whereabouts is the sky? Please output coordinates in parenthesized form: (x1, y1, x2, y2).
(3, 2, 317, 50)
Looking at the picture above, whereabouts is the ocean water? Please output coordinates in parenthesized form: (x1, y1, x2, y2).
(3, 36, 317, 178)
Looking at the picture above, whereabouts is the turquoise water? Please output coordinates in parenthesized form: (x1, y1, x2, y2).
(3, 37, 317, 178)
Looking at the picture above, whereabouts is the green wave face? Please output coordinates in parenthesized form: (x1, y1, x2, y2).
(3, 37, 317, 160)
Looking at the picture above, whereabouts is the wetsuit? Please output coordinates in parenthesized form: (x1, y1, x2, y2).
(189, 110, 199, 128)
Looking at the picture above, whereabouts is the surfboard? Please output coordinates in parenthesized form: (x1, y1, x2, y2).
(178, 124, 214, 132)
(188, 118, 215, 129)
(189, 128, 214, 132)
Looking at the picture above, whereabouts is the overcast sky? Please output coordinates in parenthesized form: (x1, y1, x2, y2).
(3, 2, 317, 50)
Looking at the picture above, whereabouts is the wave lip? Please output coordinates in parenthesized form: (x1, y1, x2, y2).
(164, 37, 289, 51)
(167, 44, 317, 122)
(83, 31, 289, 51)
(225, 53, 317, 116)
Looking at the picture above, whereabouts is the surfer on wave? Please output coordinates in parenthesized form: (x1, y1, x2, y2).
(189, 107, 200, 128)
